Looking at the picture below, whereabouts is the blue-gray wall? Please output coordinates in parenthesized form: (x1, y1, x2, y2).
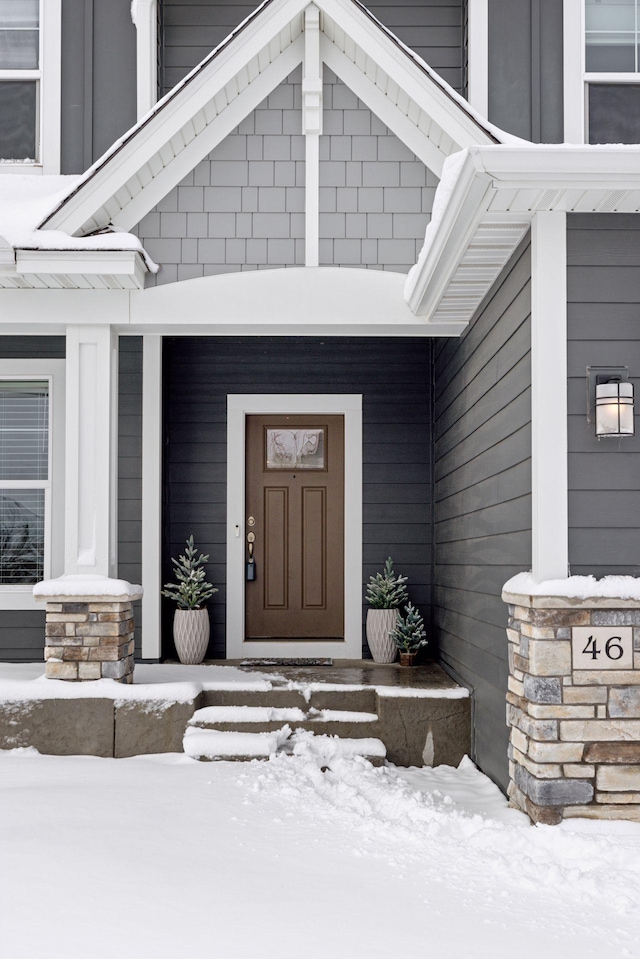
(488, 0, 563, 143)
(118, 337, 143, 656)
(162, 0, 463, 95)
(163, 336, 433, 660)
(567, 214, 640, 576)
(61, 0, 137, 174)
(433, 235, 532, 791)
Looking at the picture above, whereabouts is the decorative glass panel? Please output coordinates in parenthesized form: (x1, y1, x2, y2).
(0, 381, 48, 480)
(586, 0, 638, 72)
(0, 81, 37, 160)
(0, 0, 39, 69)
(0, 488, 44, 584)
(266, 428, 325, 470)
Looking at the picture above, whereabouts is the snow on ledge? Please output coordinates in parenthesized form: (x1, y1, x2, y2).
(503, 571, 640, 602)
(33, 575, 143, 601)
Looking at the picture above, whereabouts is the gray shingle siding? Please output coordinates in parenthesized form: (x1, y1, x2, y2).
(136, 68, 435, 282)
(433, 235, 532, 792)
(567, 214, 640, 577)
(161, 0, 463, 95)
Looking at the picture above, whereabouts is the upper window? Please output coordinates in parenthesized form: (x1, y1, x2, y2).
(0, 0, 60, 171)
(585, 0, 640, 72)
(0, 1, 39, 162)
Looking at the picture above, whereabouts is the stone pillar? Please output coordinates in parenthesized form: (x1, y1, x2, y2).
(35, 577, 143, 684)
(503, 585, 640, 824)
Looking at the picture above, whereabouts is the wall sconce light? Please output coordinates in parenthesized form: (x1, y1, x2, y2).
(587, 366, 635, 439)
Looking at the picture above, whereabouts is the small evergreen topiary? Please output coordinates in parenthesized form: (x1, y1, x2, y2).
(391, 603, 427, 652)
(366, 557, 409, 609)
(162, 535, 218, 609)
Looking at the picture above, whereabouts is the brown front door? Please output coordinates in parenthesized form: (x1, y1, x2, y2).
(245, 414, 344, 640)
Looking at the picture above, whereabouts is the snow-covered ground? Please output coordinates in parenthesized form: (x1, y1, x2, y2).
(2, 748, 639, 958)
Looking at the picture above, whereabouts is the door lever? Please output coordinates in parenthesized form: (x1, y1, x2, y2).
(246, 531, 256, 581)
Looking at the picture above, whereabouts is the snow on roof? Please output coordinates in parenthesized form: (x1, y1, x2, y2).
(0, 174, 157, 269)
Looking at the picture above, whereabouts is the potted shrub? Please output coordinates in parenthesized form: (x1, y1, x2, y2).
(365, 557, 409, 663)
(391, 603, 427, 666)
(162, 536, 217, 664)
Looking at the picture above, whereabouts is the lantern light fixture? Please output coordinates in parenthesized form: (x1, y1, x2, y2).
(587, 366, 635, 439)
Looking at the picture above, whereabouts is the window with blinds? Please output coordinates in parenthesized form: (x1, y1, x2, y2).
(0, 380, 48, 584)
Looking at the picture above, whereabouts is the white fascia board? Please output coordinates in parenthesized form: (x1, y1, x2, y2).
(128, 266, 464, 336)
(0, 289, 130, 333)
(42, 0, 309, 236)
(320, 0, 496, 149)
(15, 249, 145, 278)
(475, 144, 640, 189)
(406, 152, 495, 316)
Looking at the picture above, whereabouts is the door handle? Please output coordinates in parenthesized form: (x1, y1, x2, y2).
(246, 531, 256, 581)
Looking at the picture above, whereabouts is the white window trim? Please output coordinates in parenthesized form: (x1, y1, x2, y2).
(467, 0, 488, 119)
(133, 0, 158, 121)
(0, 358, 65, 610)
(0, 0, 61, 174)
(226, 394, 363, 660)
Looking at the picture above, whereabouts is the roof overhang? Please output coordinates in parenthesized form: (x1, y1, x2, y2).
(407, 145, 640, 326)
(38, 0, 498, 240)
(0, 249, 148, 290)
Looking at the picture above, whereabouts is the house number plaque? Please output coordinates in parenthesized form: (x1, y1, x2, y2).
(571, 626, 633, 670)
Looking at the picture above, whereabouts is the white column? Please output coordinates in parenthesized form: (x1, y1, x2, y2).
(563, 0, 585, 143)
(467, 0, 489, 118)
(531, 212, 568, 582)
(303, 4, 322, 267)
(65, 326, 119, 577)
(141, 335, 162, 659)
(133, 0, 158, 120)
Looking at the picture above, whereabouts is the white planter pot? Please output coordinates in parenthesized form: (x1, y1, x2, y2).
(173, 608, 210, 665)
(366, 608, 399, 664)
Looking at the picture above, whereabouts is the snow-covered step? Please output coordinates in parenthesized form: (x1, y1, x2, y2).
(189, 705, 307, 726)
(199, 686, 378, 712)
(187, 704, 382, 741)
(182, 725, 387, 765)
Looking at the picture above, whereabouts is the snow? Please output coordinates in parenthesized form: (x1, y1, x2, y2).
(2, 749, 640, 958)
(504, 571, 640, 601)
(183, 725, 292, 758)
(190, 705, 308, 724)
(0, 174, 158, 270)
(308, 708, 378, 722)
(33, 574, 143, 599)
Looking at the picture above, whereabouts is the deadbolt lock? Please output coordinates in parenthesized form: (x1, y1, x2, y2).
(247, 515, 256, 527)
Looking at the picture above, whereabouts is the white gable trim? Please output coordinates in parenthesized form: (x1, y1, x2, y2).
(40, 0, 499, 240)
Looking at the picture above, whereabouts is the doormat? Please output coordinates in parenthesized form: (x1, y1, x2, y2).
(241, 658, 334, 667)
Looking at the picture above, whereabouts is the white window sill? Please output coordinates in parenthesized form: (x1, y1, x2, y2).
(0, 163, 43, 175)
(0, 589, 41, 611)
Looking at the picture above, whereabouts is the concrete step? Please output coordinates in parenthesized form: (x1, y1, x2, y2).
(188, 704, 381, 740)
(183, 724, 386, 765)
(199, 687, 377, 712)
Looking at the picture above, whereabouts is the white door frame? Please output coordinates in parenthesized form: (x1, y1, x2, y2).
(226, 394, 363, 659)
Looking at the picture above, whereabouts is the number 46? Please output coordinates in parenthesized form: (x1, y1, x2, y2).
(582, 635, 624, 661)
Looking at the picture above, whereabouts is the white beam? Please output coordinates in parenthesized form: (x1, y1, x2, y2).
(467, 0, 488, 118)
(531, 212, 568, 581)
(64, 326, 118, 576)
(141, 335, 163, 659)
(303, 4, 322, 266)
(133, 0, 158, 120)
(564, 0, 585, 143)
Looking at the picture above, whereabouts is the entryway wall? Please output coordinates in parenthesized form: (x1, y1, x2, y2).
(162, 336, 433, 659)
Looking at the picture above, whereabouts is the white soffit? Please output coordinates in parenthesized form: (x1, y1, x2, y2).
(39, 0, 499, 239)
(409, 145, 640, 325)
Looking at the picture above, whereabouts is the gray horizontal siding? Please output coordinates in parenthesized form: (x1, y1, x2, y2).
(163, 336, 432, 659)
(162, 0, 462, 94)
(433, 234, 532, 792)
(488, 0, 563, 143)
(0, 338, 65, 660)
(567, 213, 640, 577)
(135, 66, 435, 282)
(118, 338, 143, 656)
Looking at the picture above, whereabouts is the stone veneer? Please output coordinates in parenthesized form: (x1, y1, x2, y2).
(36, 582, 143, 684)
(503, 587, 640, 824)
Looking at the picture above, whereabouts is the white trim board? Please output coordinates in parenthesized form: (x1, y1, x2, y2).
(226, 393, 363, 659)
